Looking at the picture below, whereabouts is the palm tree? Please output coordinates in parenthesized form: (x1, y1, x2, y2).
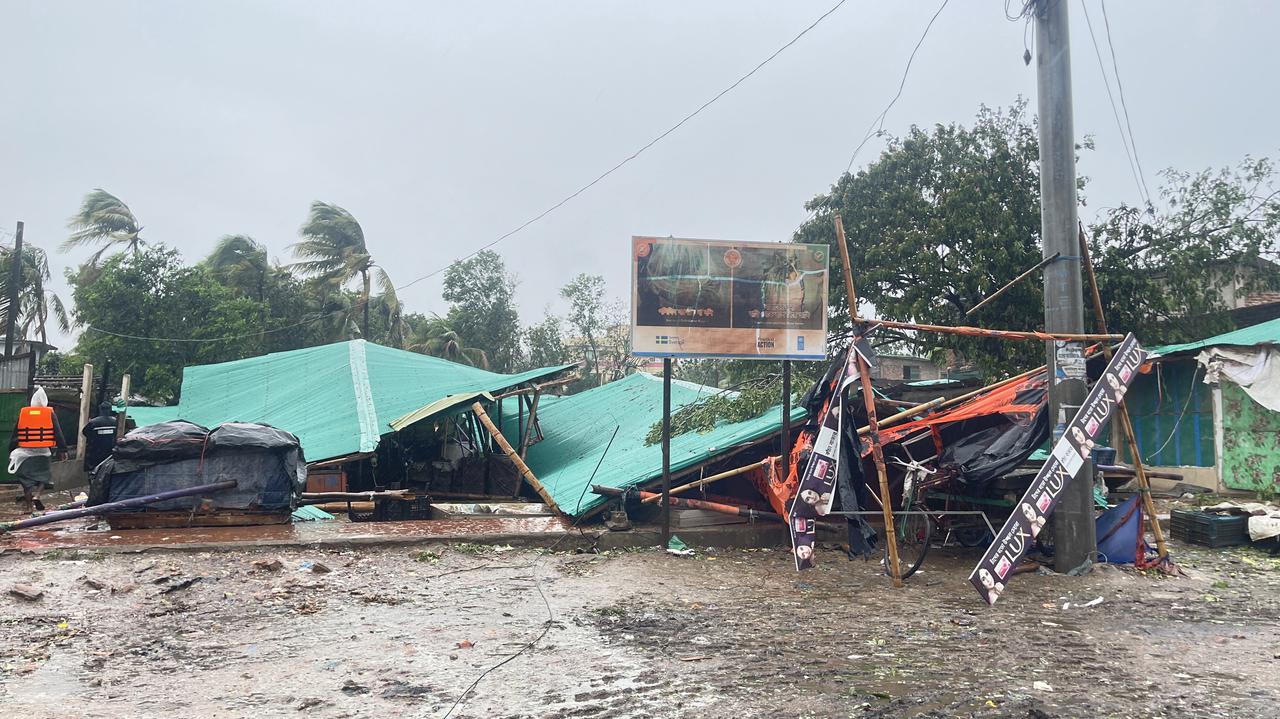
(63, 189, 145, 270)
(291, 202, 393, 338)
(206, 234, 270, 302)
(409, 315, 490, 368)
(0, 243, 70, 345)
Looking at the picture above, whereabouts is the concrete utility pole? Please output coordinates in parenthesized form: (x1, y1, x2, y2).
(1035, 0, 1095, 569)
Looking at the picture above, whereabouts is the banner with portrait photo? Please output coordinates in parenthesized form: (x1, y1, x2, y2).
(968, 333, 1146, 605)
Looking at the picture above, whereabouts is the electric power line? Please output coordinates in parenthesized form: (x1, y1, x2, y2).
(1098, 0, 1152, 205)
(1079, 0, 1148, 207)
(844, 0, 951, 173)
(84, 0, 854, 344)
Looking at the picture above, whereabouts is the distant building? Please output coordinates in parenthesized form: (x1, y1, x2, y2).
(871, 353, 943, 382)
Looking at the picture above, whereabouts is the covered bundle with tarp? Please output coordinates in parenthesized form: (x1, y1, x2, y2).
(90, 420, 306, 514)
(873, 373, 1049, 490)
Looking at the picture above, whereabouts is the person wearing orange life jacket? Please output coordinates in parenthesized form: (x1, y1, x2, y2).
(8, 386, 67, 513)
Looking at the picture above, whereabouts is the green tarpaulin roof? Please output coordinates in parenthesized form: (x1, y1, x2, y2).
(128, 340, 572, 462)
(510, 372, 806, 518)
(1148, 316, 1280, 357)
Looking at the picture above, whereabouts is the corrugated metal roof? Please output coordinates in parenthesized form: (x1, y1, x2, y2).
(126, 340, 573, 462)
(1148, 317, 1280, 357)
(508, 372, 806, 518)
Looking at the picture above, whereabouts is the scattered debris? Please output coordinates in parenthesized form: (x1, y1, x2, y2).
(666, 535, 694, 556)
(9, 584, 43, 601)
(1032, 681, 1054, 692)
(81, 576, 109, 591)
(455, 640, 475, 649)
(160, 577, 202, 594)
(253, 558, 284, 572)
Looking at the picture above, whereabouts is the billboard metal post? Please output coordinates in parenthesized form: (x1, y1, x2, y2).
(661, 357, 672, 546)
(781, 360, 791, 482)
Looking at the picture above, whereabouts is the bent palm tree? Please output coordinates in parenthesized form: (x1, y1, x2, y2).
(409, 315, 490, 368)
(63, 189, 145, 273)
(0, 243, 70, 345)
(292, 202, 392, 338)
(206, 234, 270, 302)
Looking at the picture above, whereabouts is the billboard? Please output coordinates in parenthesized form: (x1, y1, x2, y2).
(631, 236, 829, 360)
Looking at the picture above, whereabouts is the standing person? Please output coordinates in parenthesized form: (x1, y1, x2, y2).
(81, 402, 123, 472)
(8, 386, 67, 513)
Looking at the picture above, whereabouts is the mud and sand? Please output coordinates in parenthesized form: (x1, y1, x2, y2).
(2, 536, 1277, 719)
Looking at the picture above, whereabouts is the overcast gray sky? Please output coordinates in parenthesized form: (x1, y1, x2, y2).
(2, 1, 1277, 349)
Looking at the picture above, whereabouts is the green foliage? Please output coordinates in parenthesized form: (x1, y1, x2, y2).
(62, 189, 144, 273)
(561, 273, 631, 389)
(442, 251, 523, 372)
(292, 201, 401, 341)
(797, 101, 1051, 375)
(71, 245, 266, 402)
(1088, 157, 1280, 344)
(643, 375, 795, 445)
(0, 241, 70, 345)
(407, 314, 490, 368)
(523, 311, 566, 370)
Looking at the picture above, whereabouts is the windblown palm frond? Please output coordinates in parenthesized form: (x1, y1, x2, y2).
(0, 243, 70, 345)
(63, 189, 143, 255)
(408, 315, 490, 369)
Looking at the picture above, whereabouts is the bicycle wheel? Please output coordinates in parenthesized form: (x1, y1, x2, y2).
(884, 503, 933, 580)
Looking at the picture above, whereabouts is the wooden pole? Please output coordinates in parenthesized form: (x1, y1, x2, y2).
(661, 357, 672, 546)
(519, 389, 542, 459)
(1077, 226, 1169, 559)
(0, 480, 237, 533)
(964, 252, 1061, 317)
(4, 221, 23, 360)
(834, 214, 904, 587)
(115, 373, 131, 440)
(642, 458, 771, 504)
(75, 363, 94, 463)
(470, 402, 560, 513)
(853, 316, 1121, 342)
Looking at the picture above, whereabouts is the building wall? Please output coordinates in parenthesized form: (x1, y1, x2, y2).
(1120, 358, 1215, 468)
(1220, 380, 1280, 493)
(874, 356, 943, 382)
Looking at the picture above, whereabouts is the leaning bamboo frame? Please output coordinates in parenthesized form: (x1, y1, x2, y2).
(835, 215, 905, 588)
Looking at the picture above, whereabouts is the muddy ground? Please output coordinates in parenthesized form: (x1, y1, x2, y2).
(1, 536, 1278, 719)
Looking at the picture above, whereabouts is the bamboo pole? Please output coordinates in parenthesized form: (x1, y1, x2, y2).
(491, 373, 581, 401)
(470, 402, 560, 514)
(641, 458, 771, 504)
(0, 480, 237, 533)
(519, 389, 542, 459)
(853, 316, 1122, 343)
(964, 252, 1061, 317)
(835, 215, 904, 587)
(75, 363, 94, 463)
(1077, 226, 1169, 559)
(856, 396, 946, 437)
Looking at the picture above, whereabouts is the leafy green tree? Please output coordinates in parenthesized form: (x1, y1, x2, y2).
(71, 245, 264, 401)
(797, 101, 1052, 374)
(292, 202, 395, 339)
(408, 314, 489, 368)
(523, 311, 566, 370)
(560, 273, 634, 388)
(0, 242, 70, 345)
(62, 189, 146, 284)
(442, 251, 522, 372)
(1088, 157, 1280, 343)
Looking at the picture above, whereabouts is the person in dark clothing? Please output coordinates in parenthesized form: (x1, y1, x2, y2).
(82, 402, 124, 472)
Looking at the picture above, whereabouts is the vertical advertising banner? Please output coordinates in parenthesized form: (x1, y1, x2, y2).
(969, 333, 1147, 604)
(787, 347, 863, 569)
(631, 236, 829, 360)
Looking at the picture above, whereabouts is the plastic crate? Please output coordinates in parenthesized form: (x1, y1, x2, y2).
(1170, 509, 1250, 548)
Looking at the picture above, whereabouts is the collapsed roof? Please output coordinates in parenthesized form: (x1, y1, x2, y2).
(126, 340, 574, 463)
(508, 372, 806, 518)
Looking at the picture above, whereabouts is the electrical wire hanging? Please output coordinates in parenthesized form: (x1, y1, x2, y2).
(1079, 0, 1148, 207)
(82, 0, 853, 345)
(1098, 0, 1152, 206)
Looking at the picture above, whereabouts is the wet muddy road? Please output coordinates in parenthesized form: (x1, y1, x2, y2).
(1, 540, 1278, 718)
